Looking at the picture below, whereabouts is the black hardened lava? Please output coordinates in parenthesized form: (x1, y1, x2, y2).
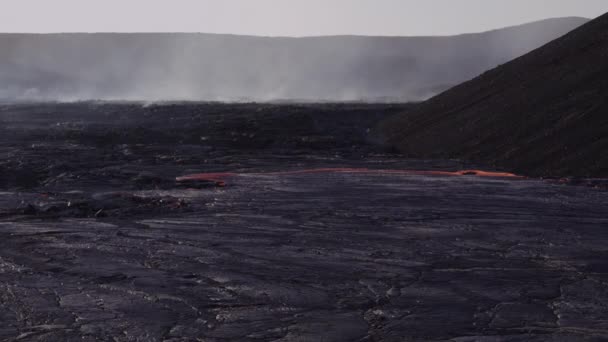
(0, 103, 607, 341)
(378, 12, 608, 178)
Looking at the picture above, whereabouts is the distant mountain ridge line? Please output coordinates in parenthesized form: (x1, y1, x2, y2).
(0, 16, 590, 38)
(0, 17, 589, 102)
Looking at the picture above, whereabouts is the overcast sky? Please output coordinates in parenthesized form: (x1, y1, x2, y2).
(1, 0, 606, 36)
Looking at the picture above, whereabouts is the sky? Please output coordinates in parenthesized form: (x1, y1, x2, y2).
(0, 0, 606, 36)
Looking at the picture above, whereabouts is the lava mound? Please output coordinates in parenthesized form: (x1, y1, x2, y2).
(378, 12, 608, 178)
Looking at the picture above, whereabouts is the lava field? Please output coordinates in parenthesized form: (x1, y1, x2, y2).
(0, 103, 607, 341)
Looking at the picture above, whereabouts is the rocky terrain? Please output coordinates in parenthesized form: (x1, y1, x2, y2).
(0, 103, 607, 341)
(0, 17, 588, 102)
(378, 13, 608, 178)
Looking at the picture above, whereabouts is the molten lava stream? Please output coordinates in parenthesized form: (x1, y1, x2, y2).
(175, 168, 522, 187)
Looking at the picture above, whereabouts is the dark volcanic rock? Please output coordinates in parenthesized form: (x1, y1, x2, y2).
(0, 103, 607, 341)
(378, 12, 608, 178)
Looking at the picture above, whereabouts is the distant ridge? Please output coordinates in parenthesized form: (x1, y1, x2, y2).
(378, 13, 608, 177)
(0, 17, 588, 102)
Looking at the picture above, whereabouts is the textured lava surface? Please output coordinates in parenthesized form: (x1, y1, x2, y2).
(0, 103, 607, 341)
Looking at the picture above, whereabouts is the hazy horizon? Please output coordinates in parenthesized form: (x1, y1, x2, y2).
(0, 16, 589, 103)
(0, 16, 593, 39)
(0, 0, 606, 37)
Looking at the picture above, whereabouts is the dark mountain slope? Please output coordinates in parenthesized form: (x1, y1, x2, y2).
(378, 13, 608, 178)
(0, 17, 588, 102)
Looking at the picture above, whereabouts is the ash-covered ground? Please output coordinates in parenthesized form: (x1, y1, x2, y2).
(0, 103, 607, 341)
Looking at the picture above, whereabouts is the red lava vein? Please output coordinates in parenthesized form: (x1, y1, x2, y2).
(175, 168, 523, 186)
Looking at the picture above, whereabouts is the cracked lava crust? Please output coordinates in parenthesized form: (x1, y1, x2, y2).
(0, 103, 607, 341)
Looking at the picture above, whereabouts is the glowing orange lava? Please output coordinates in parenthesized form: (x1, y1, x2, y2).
(176, 168, 522, 186)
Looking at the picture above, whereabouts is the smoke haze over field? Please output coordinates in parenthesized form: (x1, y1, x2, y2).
(0, 17, 588, 102)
